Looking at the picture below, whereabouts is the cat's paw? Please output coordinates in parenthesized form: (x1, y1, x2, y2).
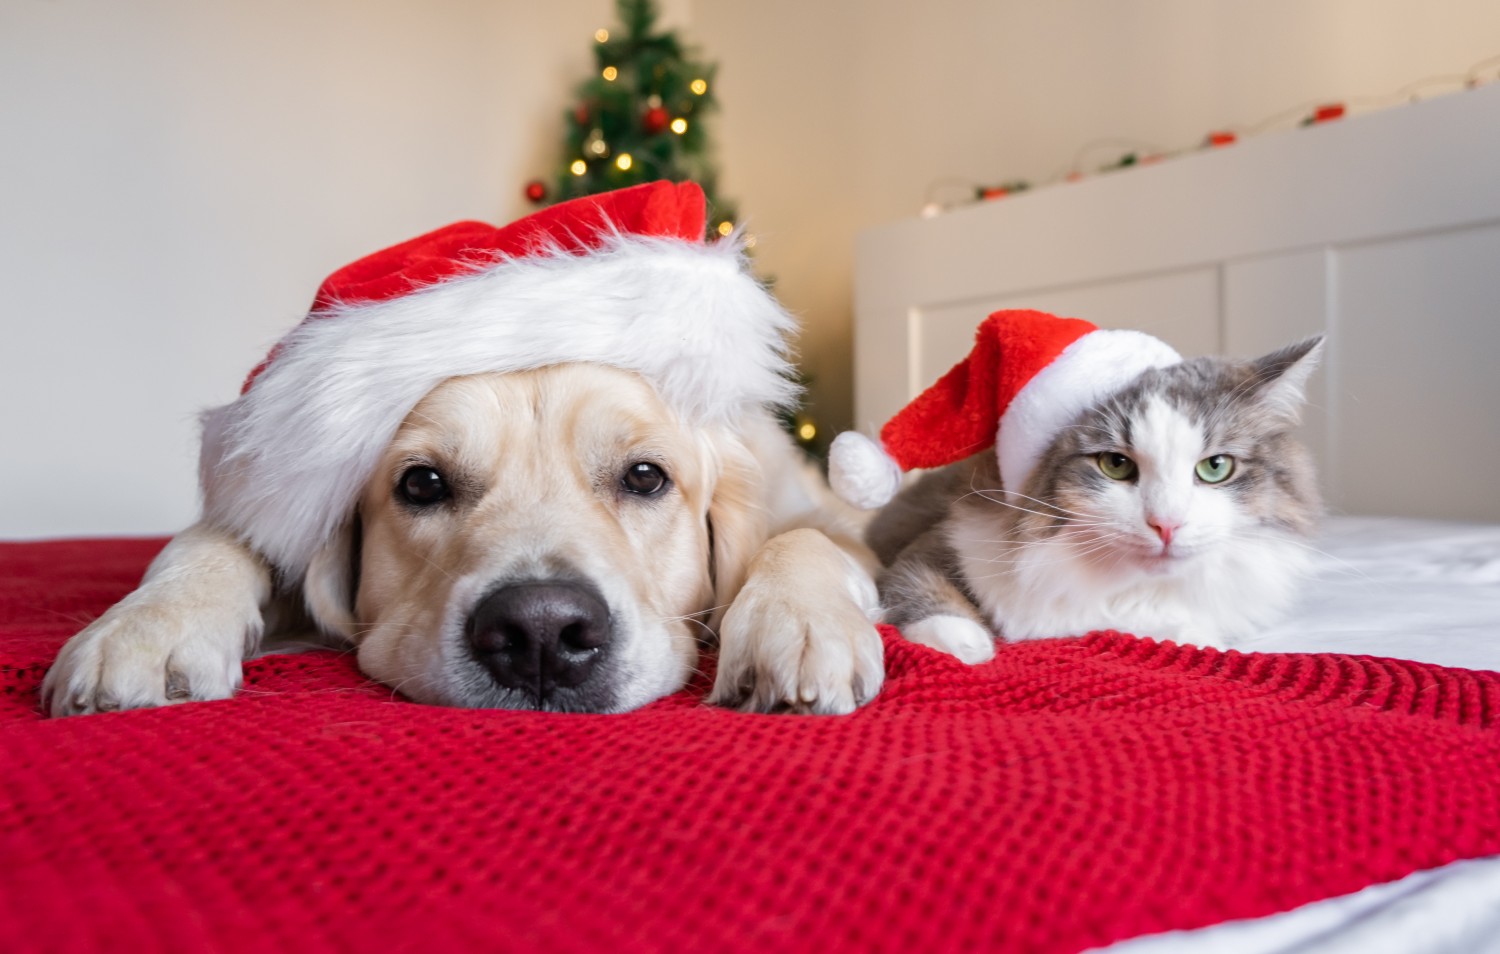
(709, 529, 884, 715)
(902, 614, 996, 664)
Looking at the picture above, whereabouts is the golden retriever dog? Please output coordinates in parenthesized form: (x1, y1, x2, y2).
(42, 183, 884, 717)
(44, 368, 881, 715)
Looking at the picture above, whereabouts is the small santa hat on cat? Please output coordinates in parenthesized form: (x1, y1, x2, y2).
(829, 310, 1181, 509)
(199, 181, 796, 578)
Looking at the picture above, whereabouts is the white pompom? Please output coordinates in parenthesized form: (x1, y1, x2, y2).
(828, 431, 902, 510)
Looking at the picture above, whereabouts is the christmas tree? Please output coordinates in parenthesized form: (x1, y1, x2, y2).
(527, 0, 738, 238)
(527, 0, 827, 455)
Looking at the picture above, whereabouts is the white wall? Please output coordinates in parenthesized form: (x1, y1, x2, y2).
(695, 0, 1500, 434)
(0, 0, 614, 537)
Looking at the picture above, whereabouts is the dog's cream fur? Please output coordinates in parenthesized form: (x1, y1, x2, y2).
(44, 365, 882, 716)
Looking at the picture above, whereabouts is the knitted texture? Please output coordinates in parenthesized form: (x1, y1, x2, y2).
(2, 538, 1499, 953)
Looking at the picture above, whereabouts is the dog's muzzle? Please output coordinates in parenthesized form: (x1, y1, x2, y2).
(464, 580, 612, 702)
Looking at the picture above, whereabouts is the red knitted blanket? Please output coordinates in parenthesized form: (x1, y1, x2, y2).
(2, 538, 1498, 953)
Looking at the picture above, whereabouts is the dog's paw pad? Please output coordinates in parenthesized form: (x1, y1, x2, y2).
(164, 667, 192, 701)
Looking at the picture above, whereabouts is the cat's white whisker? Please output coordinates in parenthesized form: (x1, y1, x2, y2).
(990, 492, 1098, 522)
(1237, 528, 1375, 583)
(976, 486, 1101, 520)
(965, 532, 1129, 570)
(957, 473, 1101, 520)
(966, 493, 1109, 526)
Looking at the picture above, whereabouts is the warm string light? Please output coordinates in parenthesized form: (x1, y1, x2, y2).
(570, 159, 587, 176)
(716, 221, 733, 237)
(616, 153, 633, 171)
(690, 78, 708, 95)
(594, 28, 609, 43)
(920, 52, 1500, 217)
(602, 66, 618, 82)
(797, 422, 817, 442)
(670, 117, 688, 134)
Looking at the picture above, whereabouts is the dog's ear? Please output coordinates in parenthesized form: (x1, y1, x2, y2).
(704, 430, 768, 631)
(302, 513, 360, 639)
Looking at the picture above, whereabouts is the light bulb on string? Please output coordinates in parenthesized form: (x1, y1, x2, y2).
(670, 118, 688, 134)
(690, 78, 708, 95)
(616, 153, 633, 171)
(570, 159, 587, 176)
(594, 28, 609, 43)
(716, 221, 733, 237)
(602, 66, 618, 82)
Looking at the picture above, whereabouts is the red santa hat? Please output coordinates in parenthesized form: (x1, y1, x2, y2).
(829, 310, 1182, 509)
(199, 181, 797, 578)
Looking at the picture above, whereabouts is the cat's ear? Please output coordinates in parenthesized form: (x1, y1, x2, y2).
(1246, 335, 1324, 423)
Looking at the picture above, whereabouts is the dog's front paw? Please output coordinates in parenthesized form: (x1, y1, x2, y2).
(902, 614, 996, 664)
(41, 588, 258, 717)
(709, 529, 884, 715)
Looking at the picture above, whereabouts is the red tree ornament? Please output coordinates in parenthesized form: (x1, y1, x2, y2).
(643, 106, 670, 135)
(1313, 103, 1346, 123)
(524, 179, 548, 204)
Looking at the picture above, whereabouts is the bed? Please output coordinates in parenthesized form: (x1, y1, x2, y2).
(9, 512, 1498, 946)
(847, 82, 1500, 952)
(2, 517, 1498, 953)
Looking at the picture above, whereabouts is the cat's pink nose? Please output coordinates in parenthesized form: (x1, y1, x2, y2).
(1148, 518, 1179, 546)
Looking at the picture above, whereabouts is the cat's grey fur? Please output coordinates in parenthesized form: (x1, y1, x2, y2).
(868, 337, 1324, 661)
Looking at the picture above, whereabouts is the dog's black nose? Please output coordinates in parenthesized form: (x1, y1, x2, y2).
(465, 581, 612, 697)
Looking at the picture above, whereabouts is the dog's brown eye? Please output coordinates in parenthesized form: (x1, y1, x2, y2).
(399, 466, 449, 506)
(622, 462, 668, 496)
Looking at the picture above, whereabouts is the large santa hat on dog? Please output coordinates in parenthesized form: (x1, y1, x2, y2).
(829, 310, 1181, 509)
(200, 181, 796, 577)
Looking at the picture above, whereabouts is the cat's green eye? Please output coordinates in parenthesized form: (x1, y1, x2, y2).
(1097, 452, 1137, 481)
(1196, 454, 1235, 484)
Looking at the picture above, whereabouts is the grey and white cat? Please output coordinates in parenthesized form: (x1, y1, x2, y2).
(867, 337, 1324, 661)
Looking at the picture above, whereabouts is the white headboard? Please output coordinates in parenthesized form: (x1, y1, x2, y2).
(854, 84, 1500, 522)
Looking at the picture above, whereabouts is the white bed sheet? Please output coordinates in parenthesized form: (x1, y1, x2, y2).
(1239, 515, 1500, 671)
(1098, 514, 1500, 954)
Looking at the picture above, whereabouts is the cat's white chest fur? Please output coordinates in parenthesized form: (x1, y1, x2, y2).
(946, 395, 1314, 649)
(948, 516, 1310, 648)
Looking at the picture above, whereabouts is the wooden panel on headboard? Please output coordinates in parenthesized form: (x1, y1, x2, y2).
(854, 83, 1500, 520)
(915, 266, 1222, 386)
(1332, 224, 1500, 520)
